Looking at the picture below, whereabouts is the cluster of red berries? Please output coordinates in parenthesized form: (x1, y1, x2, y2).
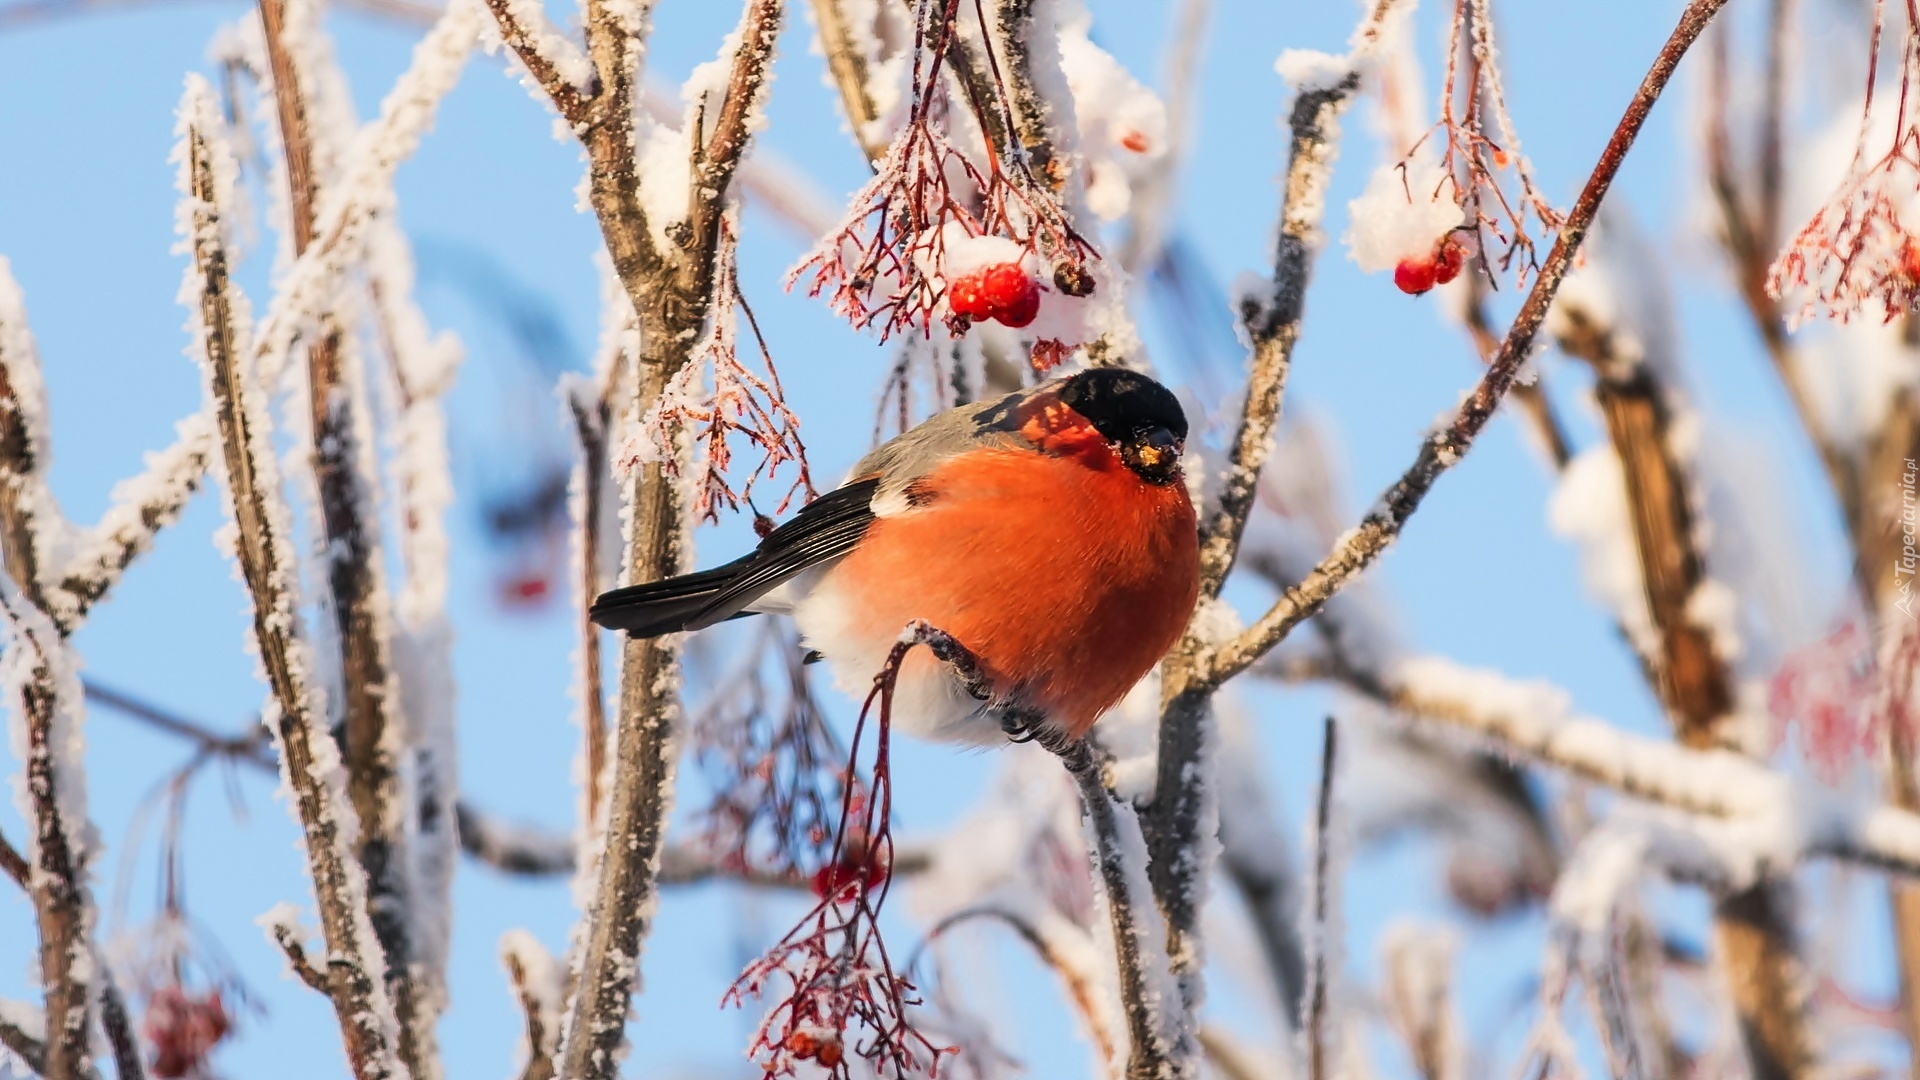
(947, 262, 1041, 328)
(143, 986, 231, 1079)
(1393, 231, 1471, 296)
(785, 1029, 846, 1068)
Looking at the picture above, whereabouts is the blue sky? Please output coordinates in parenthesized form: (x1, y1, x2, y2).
(0, 0, 1873, 1076)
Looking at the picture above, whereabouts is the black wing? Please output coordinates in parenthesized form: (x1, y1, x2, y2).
(588, 478, 881, 638)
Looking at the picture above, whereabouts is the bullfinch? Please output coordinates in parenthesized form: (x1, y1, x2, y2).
(589, 367, 1200, 746)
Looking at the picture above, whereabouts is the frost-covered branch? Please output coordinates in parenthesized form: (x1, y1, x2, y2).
(501, 931, 562, 1080)
(249, 0, 480, 390)
(1060, 739, 1184, 1080)
(1184, 0, 1732, 697)
(566, 388, 612, 832)
(256, 0, 432, 1067)
(0, 825, 26, 889)
(1551, 221, 1813, 1080)
(556, 3, 786, 1076)
(480, 0, 590, 126)
(0, 270, 98, 1080)
(267, 914, 334, 994)
(1138, 0, 1404, 1041)
(1303, 719, 1336, 1080)
(807, 0, 889, 163)
(0, 262, 64, 612)
(0, 585, 94, 1079)
(180, 80, 404, 1080)
(0, 1005, 45, 1076)
(48, 414, 213, 631)
(97, 963, 147, 1080)
(1268, 650, 1920, 882)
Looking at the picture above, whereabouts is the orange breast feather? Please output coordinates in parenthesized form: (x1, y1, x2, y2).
(830, 430, 1199, 739)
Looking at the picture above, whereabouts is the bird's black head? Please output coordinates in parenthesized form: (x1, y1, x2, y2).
(1059, 368, 1188, 485)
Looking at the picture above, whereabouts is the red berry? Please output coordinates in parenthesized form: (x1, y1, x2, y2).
(1119, 130, 1150, 153)
(816, 1038, 844, 1068)
(786, 1031, 819, 1059)
(1393, 257, 1437, 295)
(947, 274, 991, 320)
(1902, 238, 1920, 283)
(979, 263, 1041, 327)
(1433, 236, 1466, 285)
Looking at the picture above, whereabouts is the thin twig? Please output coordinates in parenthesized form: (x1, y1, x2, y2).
(1305, 717, 1336, 1080)
(269, 921, 333, 994)
(503, 947, 558, 1080)
(567, 395, 611, 830)
(0, 826, 26, 890)
(97, 962, 148, 1080)
(1060, 739, 1178, 1080)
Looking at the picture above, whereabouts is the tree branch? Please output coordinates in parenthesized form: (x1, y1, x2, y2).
(269, 918, 334, 994)
(1553, 217, 1811, 1080)
(181, 84, 404, 1080)
(0, 825, 27, 890)
(256, 0, 439, 1067)
(1269, 649, 1920, 881)
(555, 6, 784, 1075)
(96, 962, 147, 1080)
(0, 1006, 46, 1077)
(1304, 718, 1336, 1080)
(480, 0, 591, 126)
(501, 933, 561, 1080)
(1059, 739, 1181, 1080)
(0, 592, 93, 1080)
(1139, 0, 1404, 1039)
(807, 0, 887, 164)
(49, 416, 213, 631)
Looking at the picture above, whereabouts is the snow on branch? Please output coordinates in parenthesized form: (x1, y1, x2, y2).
(251, 0, 481, 388)
(501, 930, 564, 1080)
(0, 258, 216, 637)
(478, 0, 593, 125)
(805, 0, 908, 163)
(177, 76, 405, 1080)
(1275, 649, 1920, 883)
(0, 575, 96, 1078)
(0, 260, 71, 613)
(47, 412, 214, 632)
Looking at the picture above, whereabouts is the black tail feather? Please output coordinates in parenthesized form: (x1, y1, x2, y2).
(588, 560, 756, 638)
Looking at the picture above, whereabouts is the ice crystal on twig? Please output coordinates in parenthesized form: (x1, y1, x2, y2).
(1768, 0, 1920, 322)
(619, 220, 815, 524)
(788, 0, 1099, 370)
(725, 638, 950, 1079)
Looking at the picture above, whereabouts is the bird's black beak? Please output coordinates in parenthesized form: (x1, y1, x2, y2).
(1122, 425, 1182, 484)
